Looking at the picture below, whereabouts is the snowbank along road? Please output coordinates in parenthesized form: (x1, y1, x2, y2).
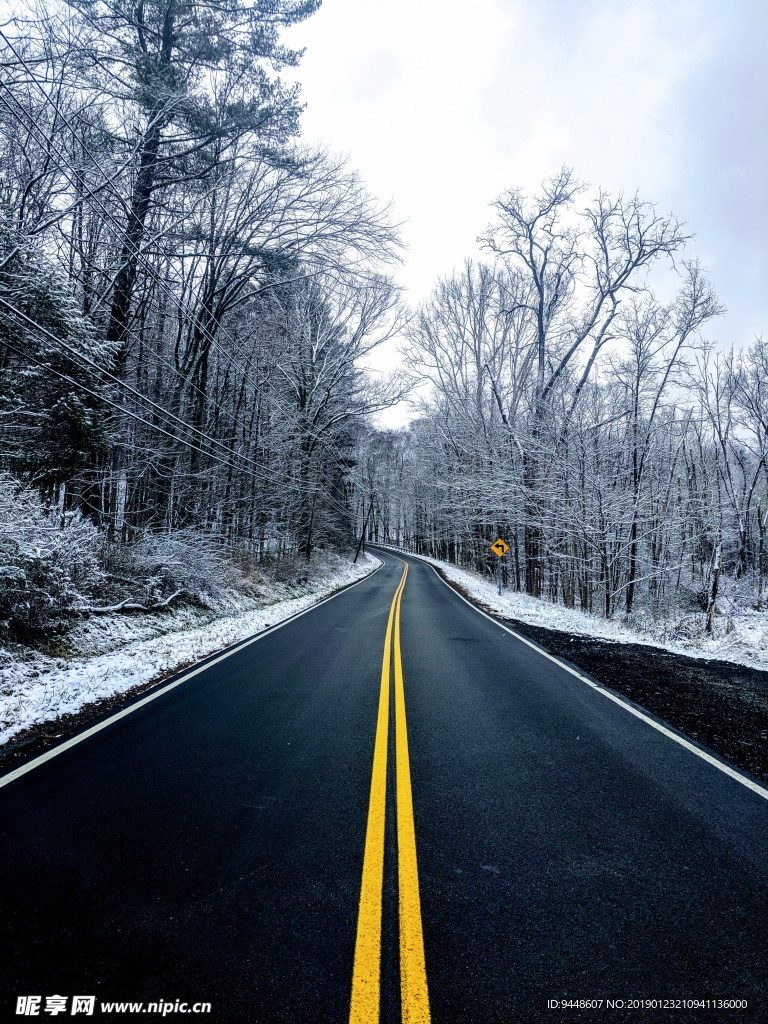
(1, 549, 766, 1024)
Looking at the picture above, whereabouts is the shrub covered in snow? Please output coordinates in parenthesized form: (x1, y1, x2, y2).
(0, 468, 358, 645)
(0, 474, 105, 633)
(104, 530, 251, 607)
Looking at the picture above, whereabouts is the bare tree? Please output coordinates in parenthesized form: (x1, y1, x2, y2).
(480, 169, 692, 595)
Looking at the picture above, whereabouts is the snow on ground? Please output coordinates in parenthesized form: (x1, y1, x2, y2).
(384, 547, 768, 672)
(0, 552, 380, 745)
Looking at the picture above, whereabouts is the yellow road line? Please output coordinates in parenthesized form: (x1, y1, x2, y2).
(393, 565, 431, 1024)
(349, 565, 407, 1024)
(349, 559, 431, 1024)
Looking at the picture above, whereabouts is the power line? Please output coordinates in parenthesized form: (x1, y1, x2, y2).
(0, 39, 366, 476)
(0, 90, 358, 525)
(0, 294, 291, 489)
(0, 306, 356, 519)
(0, 322, 277, 485)
(0, 29, 366, 520)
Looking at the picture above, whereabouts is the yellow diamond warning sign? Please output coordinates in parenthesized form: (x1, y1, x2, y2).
(490, 538, 509, 557)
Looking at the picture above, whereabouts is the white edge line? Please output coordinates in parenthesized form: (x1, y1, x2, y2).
(0, 557, 384, 790)
(379, 545, 768, 802)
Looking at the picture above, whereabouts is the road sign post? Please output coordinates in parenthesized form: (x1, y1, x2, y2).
(489, 538, 509, 596)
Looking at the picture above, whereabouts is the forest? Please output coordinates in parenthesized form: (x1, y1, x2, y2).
(366, 174, 768, 633)
(1, 0, 766, 646)
(0, 0, 405, 636)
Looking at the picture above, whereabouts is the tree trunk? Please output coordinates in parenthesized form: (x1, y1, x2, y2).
(106, 119, 163, 365)
(706, 541, 722, 635)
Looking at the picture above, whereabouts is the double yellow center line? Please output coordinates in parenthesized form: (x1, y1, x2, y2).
(349, 560, 431, 1024)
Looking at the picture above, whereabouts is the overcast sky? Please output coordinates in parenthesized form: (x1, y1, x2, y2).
(287, 0, 766, 423)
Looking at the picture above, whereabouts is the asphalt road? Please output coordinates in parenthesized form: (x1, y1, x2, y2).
(1, 549, 766, 1024)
